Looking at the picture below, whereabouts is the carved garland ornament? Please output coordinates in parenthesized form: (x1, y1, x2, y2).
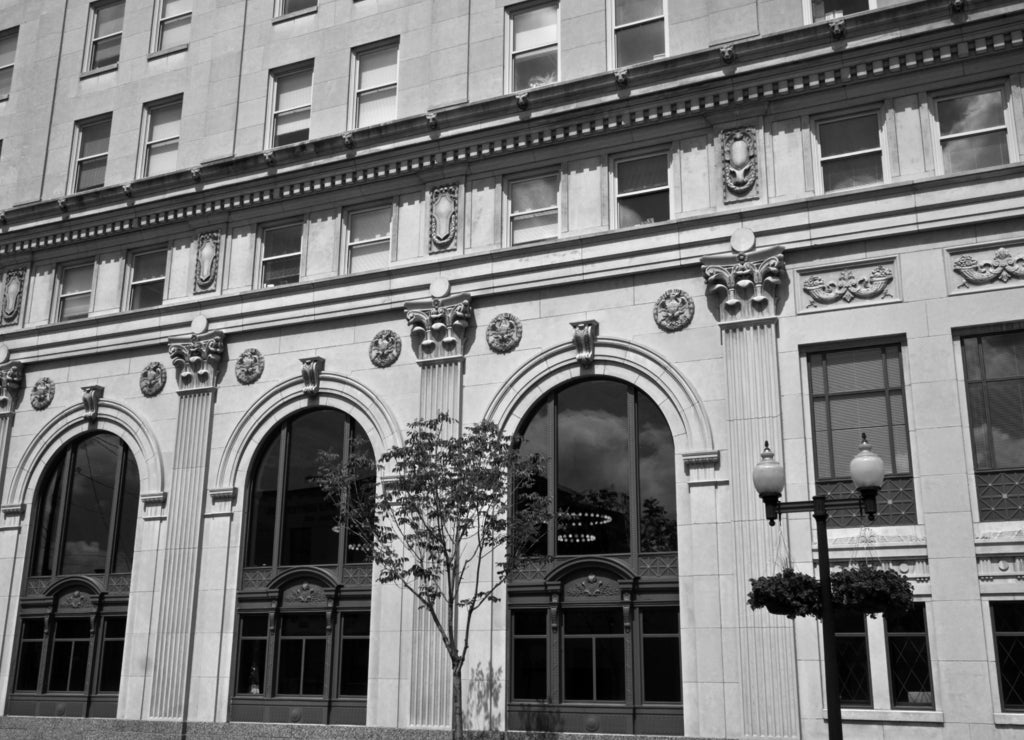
(139, 362, 167, 397)
(721, 128, 758, 198)
(193, 231, 220, 293)
(568, 574, 611, 598)
(31, 378, 55, 410)
(802, 265, 894, 307)
(953, 247, 1024, 289)
(0, 361, 24, 411)
(486, 313, 522, 354)
(429, 184, 459, 252)
(2, 268, 26, 325)
(369, 330, 401, 368)
(235, 348, 265, 385)
(653, 289, 695, 332)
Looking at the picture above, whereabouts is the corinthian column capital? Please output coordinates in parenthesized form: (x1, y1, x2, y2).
(701, 228, 786, 322)
(168, 329, 226, 390)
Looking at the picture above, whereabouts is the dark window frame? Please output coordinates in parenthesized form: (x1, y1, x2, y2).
(992, 601, 1024, 712)
(884, 603, 934, 708)
(85, 0, 125, 73)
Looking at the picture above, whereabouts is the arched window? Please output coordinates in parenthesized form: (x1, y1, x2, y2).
(232, 408, 374, 726)
(508, 379, 682, 735)
(8, 432, 139, 718)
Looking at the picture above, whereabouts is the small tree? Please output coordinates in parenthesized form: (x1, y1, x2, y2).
(315, 413, 547, 740)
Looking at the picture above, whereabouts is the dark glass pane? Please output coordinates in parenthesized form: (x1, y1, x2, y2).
(615, 20, 664, 67)
(595, 638, 625, 700)
(564, 608, 623, 635)
(281, 612, 327, 636)
(343, 611, 371, 636)
(618, 156, 667, 194)
(618, 191, 669, 227)
(236, 615, 268, 695)
(241, 613, 268, 637)
(345, 425, 376, 564)
(76, 156, 107, 191)
(339, 637, 369, 695)
(835, 610, 870, 706)
(80, 119, 111, 157)
(563, 638, 593, 700)
(939, 90, 1005, 136)
(282, 410, 344, 566)
(643, 636, 681, 702)
(615, 0, 662, 25)
(62, 435, 120, 574)
(91, 36, 121, 68)
(517, 401, 551, 556)
(32, 459, 64, 576)
(262, 255, 301, 287)
(514, 610, 547, 636)
(276, 639, 302, 694)
(888, 608, 932, 708)
(643, 607, 678, 634)
(278, 614, 326, 695)
(986, 379, 1024, 469)
(130, 280, 165, 310)
(963, 337, 983, 381)
(981, 332, 1024, 379)
(113, 450, 139, 572)
(0, 67, 12, 99)
(302, 639, 326, 695)
(942, 131, 1009, 173)
(813, 0, 870, 20)
(281, 0, 317, 13)
(98, 618, 126, 692)
(15, 620, 44, 692)
(512, 638, 547, 700)
(638, 392, 676, 552)
(994, 602, 1024, 632)
(264, 224, 302, 259)
(822, 152, 883, 192)
(513, 47, 557, 90)
(49, 620, 90, 693)
(557, 382, 630, 555)
(820, 115, 879, 158)
(246, 431, 280, 567)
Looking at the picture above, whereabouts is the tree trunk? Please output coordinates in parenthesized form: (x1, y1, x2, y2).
(451, 661, 464, 740)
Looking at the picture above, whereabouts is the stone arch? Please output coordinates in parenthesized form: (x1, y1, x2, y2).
(7, 399, 166, 511)
(213, 373, 403, 492)
(483, 336, 716, 455)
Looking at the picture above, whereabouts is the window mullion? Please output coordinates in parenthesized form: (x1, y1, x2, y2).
(104, 443, 127, 580)
(83, 616, 100, 706)
(822, 355, 836, 479)
(339, 420, 352, 567)
(52, 448, 75, 575)
(272, 425, 289, 572)
(548, 396, 557, 555)
(627, 385, 639, 562)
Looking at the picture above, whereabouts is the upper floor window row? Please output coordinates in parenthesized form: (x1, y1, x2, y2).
(0, 27, 17, 101)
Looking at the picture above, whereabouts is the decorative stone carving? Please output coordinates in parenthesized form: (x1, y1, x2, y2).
(300, 356, 325, 394)
(369, 330, 401, 368)
(570, 320, 598, 366)
(2, 267, 26, 325)
(801, 262, 896, 310)
(30, 378, 55, 410)
(60, 590, 90, 610)
(426, 112, 438, 129)
(720, 44, 736, 64)
(702, 229, 785, 320)
(167, 330, 226, 389)
(515, 92, 529, 110)
(81, 385, 104, 421)
(283, 581, 326, 605)
(108, 574, 131, 594)
(0, 361, 23, 412)
(614, 68, 628, 86)
(193, 231, 220, 293)
(829, 18, 846, 39)
(406, 294, 473, 358)
(139, 362, 167, 397)
(567, 574, 611, 598)
(652, 289, 695, 332)
(235, 348, 265, 385)
(722, 128, 758, 199)
(953, 247, 1024, 289)
(486, 313, 522, 354)
(429, 184, 459, 252)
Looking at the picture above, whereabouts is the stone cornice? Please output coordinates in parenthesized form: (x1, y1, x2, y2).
(1, 2, 1022, 253)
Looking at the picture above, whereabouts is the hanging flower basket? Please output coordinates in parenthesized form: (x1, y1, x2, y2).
(830, 564, 914, 618)
(748, 568, 822, 620)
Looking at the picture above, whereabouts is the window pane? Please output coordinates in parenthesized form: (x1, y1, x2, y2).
(563, 638, 593, 700)
(813, 0, 870, 20)
(147, 139, 179, 176)
(513, 48, 557, 90)
(595, 638, 625, 700)
(163, 0, 192, 15)
(133, 251, 166, 282)
(615, 0, 663, 25)
(92, 36, 121, 68)
(981, 332, 1024, 379)
(0, 67, 11, 99)
(942, 131, 1009, 173)
(822, 152, 883, 192)
(60, 292, 91, 320)
(281, 0, 317, 13)
(158, 14, 191, 49)
(836, 610, 871, 706)
(0, 32, 16, 67)
(994, 603, 1024, 710)
(302, 639, 326, 695)
(149, 103, 181, 142)
(276, 69, 312, 111)
(820, 115, 879, 158)
(15, 620, 44, 692)
(987, 379, 1024, 468)
(616, 21, 664, 67)
(247, 431, 280, 567)
(62, 434, 120, 574)
(63, 265, 94, 295)
(263, 256, 300, 286)
(350, 241, 390, 273)
(98, 617, 126, 692)
(513, 638, 547, 700)
(264, 224, 302, 259)
(275, 108, 309, 138)
(357, 87, 396, 127)
(618, 191, 669, 227)
(112, 449, 139, 572)
(512, 212, 558, 244)
(339, 632, 369, 695)
(513, 6, 556, 50)
(236, 637, 267, 694)
(512, 176, 558, 213)
(95, 3, 125, 37)
(618, 155, 667, 194)
(638, 391, 676, 552)
(351, 207, 391, 242)
(557, 382, 630, 555)
(564, 608, 623, 634)
(358, 46, 397, 89)
(939, 91, 1005, 136)
(887, 604, 932, 707)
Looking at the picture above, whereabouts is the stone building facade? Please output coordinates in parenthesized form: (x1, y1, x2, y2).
(1, 0, 1024, 738)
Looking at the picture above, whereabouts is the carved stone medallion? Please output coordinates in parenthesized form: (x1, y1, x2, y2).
(369, 329, 401, 368)
(429, 184, 459, 252)
(653, 289, 695, 332)
(486, 313, 522, 354)
(194, 231, 220, 293)
(139, 362, 167, 397)
(2, 268, 26, 325)
(283, 581, 326, 605)
(30, 377, 55, 410)
(722, 128, 758, 199)
(235, 348, 265, 385)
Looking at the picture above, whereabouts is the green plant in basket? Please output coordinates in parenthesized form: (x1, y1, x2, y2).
(830, 564, 914, 618)
(748, 568, 822, 620)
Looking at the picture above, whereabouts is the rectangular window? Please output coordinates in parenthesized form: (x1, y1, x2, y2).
(277, 613, 326, 695)
(616, 153, 669, 228)
(613, 0, 664, 68)
(510, 4, 557, 91)
(261, 222, 303, 287)
(277, 0, 317, 16)
(129, 250, 167, 310)
(562, 608, 625, 701)
(337, 611, 370, 696)
(808, 344, 915, 526)
(812, 0, 871, 21)
(347, 206, 391, 273)
(48, 618, 91, 692)
(818, 113, 883, 192)
(155, 0, 191, 51)
(886, 604, 933, 708)
(143, 97, 182, 177)
(511, 609, 548, 700)
(510, 174, 559, 245)
(270, 64, 312, 147)
(836, 609, 871, 707)
(937, 89, 1010, 174)
(962, 329, 1024, 520)
(0, 28, 18, 100)
(97, 617, 126, 692)
(354, 41, 398, 128)
(641, 607, 681, 703)
(993, 601, 1024, 711)
(87, 1, 124, 71)
(14, 619, 44, 692)
(236, 614, 268, 695)
(58, 263, 94, 321)
(74, 115, 112, 192)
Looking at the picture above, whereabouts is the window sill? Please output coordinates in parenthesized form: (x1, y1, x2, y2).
(995, 713, 1024, 725)
(825, 708, 943, 724)
(80, 64, 118, 80)
(272, 8, 317, 24)
(148, 44, 188, 61)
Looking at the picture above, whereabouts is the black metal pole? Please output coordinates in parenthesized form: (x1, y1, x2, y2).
(814, 493, 844, 740)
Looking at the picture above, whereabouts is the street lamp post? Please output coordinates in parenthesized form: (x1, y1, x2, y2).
(751, 434, 885, 740)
